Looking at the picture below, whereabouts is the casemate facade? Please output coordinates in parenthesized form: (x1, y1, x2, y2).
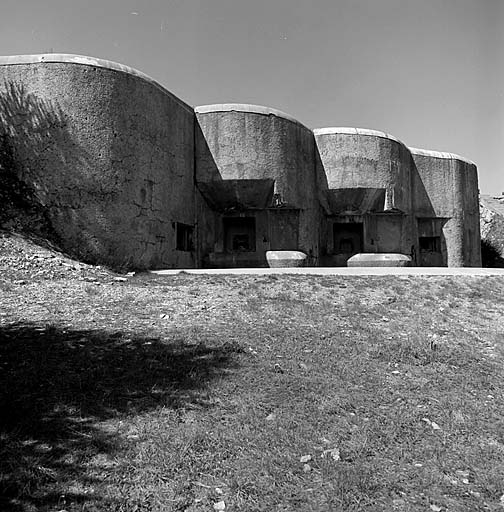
(0, 54, 481, 268)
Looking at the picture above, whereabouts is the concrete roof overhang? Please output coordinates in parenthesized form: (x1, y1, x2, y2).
(313, 126, 403, 145)
(408, 147, 476, 167)
(195, 103, 310, 130)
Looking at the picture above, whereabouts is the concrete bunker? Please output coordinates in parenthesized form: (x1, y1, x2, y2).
(0, 53, 482, 269)
(195, 104, 318, 268)
(410, 147, 480, 267)
(314, 128, 416, 266)
(0, 54, 195, 270)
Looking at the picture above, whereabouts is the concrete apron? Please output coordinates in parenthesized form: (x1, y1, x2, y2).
(150, 267, 504, 276)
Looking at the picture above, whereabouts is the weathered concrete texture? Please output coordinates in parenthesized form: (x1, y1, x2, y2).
(195, 105, 319, 267)
(314, 128, 412, 213)
(480, 195, 504, 266)
(314, 129, 415, 266)
(0, 56, 194, 269)
(195, 105, 315, 208)
(410, 149, 481, 267)
(312, 128, 481, 267)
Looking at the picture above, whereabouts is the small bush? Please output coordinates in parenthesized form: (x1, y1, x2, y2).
(481, 239, 504, 268)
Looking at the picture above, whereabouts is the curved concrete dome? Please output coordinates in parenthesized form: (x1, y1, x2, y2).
(0, 53, 192, 112)
(0, 53, 194, 269)
(195, 103, 315, 207)
(314, 125, 413, 214)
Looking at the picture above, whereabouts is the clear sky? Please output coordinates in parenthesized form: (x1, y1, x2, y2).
(1, 0, 503, 193)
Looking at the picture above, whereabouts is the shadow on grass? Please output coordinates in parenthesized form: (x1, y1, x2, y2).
(0, 322, 241, 511)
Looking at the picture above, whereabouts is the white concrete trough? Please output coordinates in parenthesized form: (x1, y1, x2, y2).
(347, 253, 412, 267)
(266, 250, 307, 268)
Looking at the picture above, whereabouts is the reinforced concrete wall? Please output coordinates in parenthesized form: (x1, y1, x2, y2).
(195, 105, 319, 267)
(410, 148, 481, 267)
(0, 53, 481, 269)
(314, 128, 416, 264)
(0, 55, 194, 269)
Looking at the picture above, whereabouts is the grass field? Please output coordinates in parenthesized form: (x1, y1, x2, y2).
(1, 271, 504, 511)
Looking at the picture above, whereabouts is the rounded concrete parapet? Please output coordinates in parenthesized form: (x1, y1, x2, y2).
(0, 53, 193, 112)
(195, 103, 309, 130)
(408, 147, 476, 167)
(347, 253, 412, 267)
(313, 127, 403, 145)
(266, 250, 307, 268)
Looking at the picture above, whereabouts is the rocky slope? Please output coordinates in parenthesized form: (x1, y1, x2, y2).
(480, 194, 504, 267)
(0, 230, 119, 282)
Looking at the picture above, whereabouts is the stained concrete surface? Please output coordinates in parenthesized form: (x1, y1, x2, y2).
(195, 105, 319, 267)
(0, 57, 194, 270)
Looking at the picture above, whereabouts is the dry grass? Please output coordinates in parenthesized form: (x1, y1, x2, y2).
(1, 272, 504, 511)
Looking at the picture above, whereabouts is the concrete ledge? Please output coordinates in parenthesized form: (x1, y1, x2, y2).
(313, 127, 403, 145)
(409, 147, 475, 166)
(347, 253, 412, 267)
(195, 103, 309, 129)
